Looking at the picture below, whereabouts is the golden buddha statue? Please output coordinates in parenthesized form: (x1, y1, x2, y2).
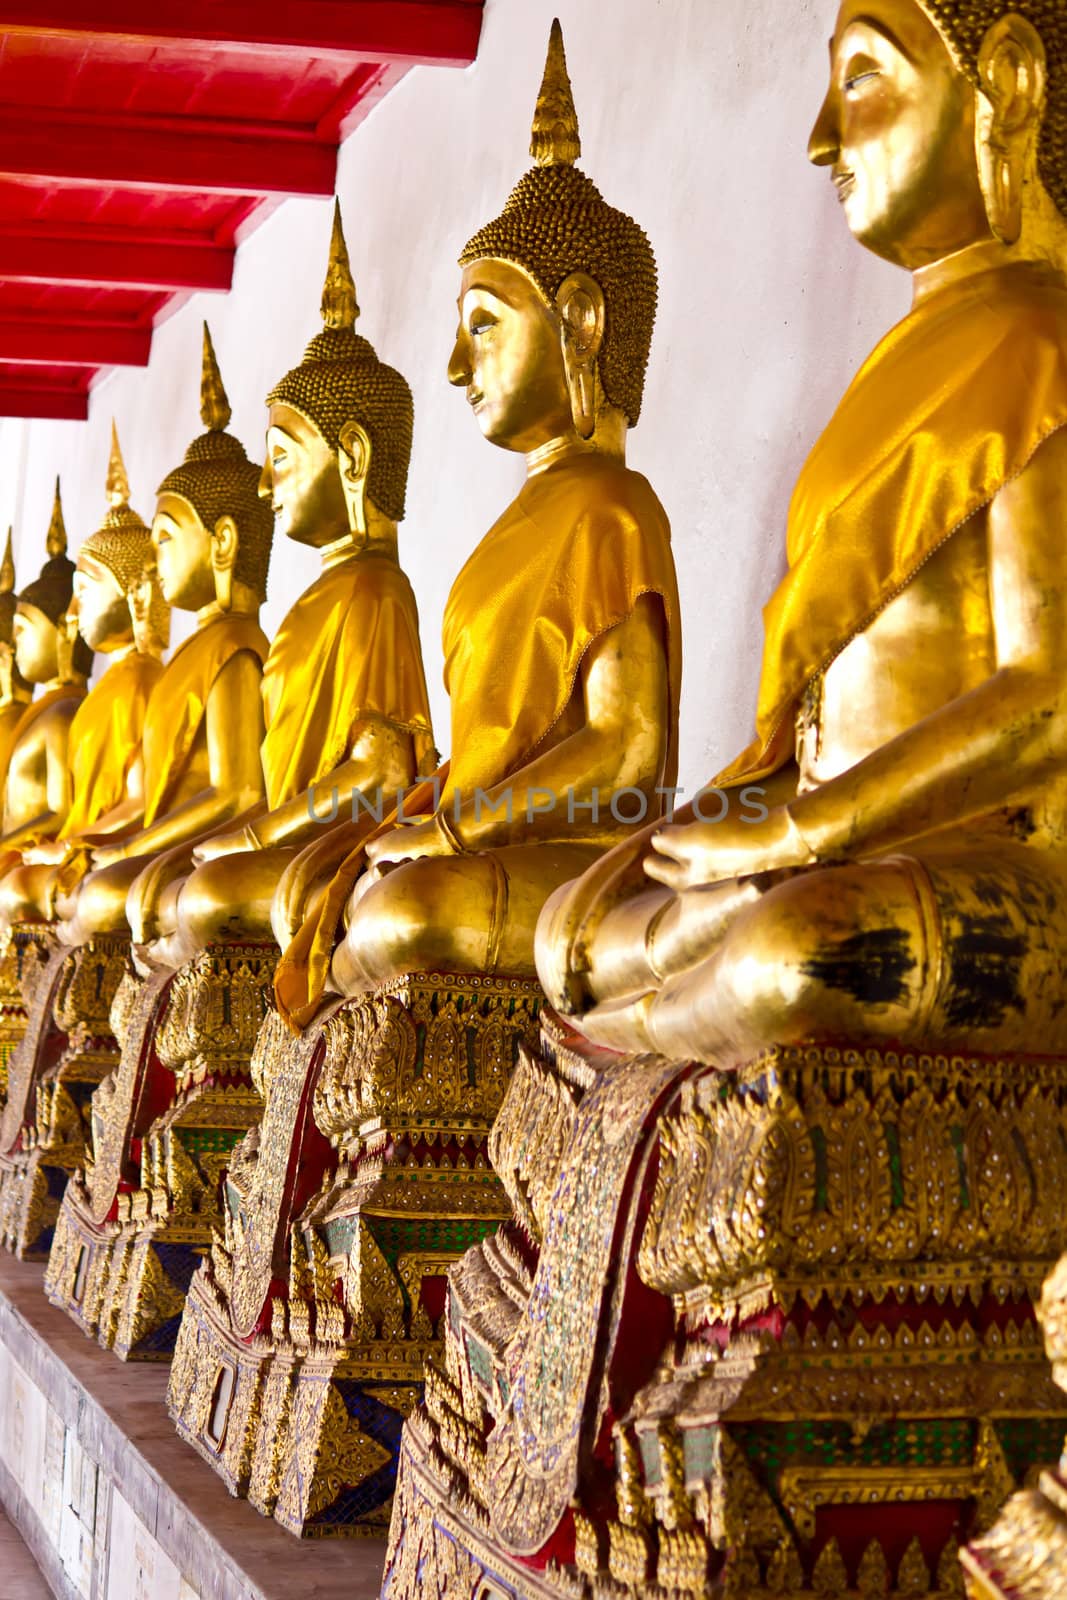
(0, 531, 32, 798)
(42, 326, 273, 1338)
(278, 20, 681, 1026)
(0, 483, 92, 858)
(45, 203, 437, 1359)
(166, 24, 680, 1539)
(382, 6, 1067, 1595)
(0, 529, 35, 1099)
(0, 433, 168, 1258)
(59, 326, 272, 945)
(0, 425, 167, 927)
(135, 201, 435, 970)
(537, 0, 1067, 1068)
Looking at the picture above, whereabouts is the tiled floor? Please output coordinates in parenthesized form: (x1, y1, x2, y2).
(0, 1507, 51, 1599)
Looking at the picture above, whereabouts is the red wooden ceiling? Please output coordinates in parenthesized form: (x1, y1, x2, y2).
(0, 1, 483, 418)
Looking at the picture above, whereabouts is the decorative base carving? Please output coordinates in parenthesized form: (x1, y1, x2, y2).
(169, 971, 543, 1536)
(0, 931, 126, 1259)
(961, 1254, 1067, 1597)
(171, 1272, 420, 1539)
(960, 1477, 1067, 1598)
(384, 1024, 1067, 1597)
(44, 944, 276, 1357)
(0, 926, 52, 1105)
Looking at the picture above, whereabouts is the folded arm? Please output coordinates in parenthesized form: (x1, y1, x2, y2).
(650, 427, 1067, 891)
(195, 717, 416, 861)
(788, 425, 1067, 860)
(94, 651, 266, 866)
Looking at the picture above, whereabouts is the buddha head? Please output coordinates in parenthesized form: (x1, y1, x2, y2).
(809, 0, 1067, 267)
(261, 200, 414, 552)
(14, 480, 93, 686)
(75, 422, 169, 657)
(153, 325, 274, 614)
(449, 20, 657, 457)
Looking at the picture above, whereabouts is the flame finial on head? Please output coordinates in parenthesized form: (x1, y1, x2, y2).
(200, 322, 232, 433)
(83, 417, 153, 593)
(264, 197, 412, 521)
(106, 419, 131, 511)
(458, 18, 656, 426)
(321, 198, 360, 333)
(0, 529, 14, 596)
(531, 18, 581, 168)
(46, 476, 67, 559)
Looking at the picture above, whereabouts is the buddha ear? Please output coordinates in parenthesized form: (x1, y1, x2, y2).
(556, 272, 606, 442)
(975, 14, 1047, 245)
(338, 420, 371, 544)
(210, 512, 239, 613)
(56, 608, 76, 683)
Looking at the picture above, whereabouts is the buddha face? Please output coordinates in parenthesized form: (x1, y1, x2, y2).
(73, 552, 132, 653)
(13, 601, 58, 684)
(151, 492, 216, 611)
(449, 259, 573, 453)
(260, 403, 348, 547)
(809, 0, 990, 268)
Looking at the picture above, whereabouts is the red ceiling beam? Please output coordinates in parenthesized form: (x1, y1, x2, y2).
(0, 229, 234, 292)
(0, 377, 88, 421)
(0, 0, 483, 64)
(315, 60, 406, 143)
(0, 109, 336, 198)
(0, 319, 151, 367)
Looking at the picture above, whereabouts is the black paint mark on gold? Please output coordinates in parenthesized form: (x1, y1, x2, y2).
(944, 919, 1026, 1030)
(801, 927, 916, 1008)
(1002, 806, 1037, 842)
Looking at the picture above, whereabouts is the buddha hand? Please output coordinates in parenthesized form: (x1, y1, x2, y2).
(193, 824, 259, 864)
(91, 842, 128, 871)
(364, 814, 455, 875)
(645, 806, 813, 893)
(22, 838, 69, 867)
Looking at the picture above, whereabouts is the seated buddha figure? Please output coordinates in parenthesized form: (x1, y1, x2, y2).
(278, 22, 681, 1025)
(58, 328, 272, 946)
(0, 425, 167, 927)
(537, 0, 1067, 1065)
(0, 533, 32, 794)
(131, 202, 435, 971)
(0, 483, 92, 863)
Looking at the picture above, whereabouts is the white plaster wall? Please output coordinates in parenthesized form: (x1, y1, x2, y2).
(0, 0, 909, 797)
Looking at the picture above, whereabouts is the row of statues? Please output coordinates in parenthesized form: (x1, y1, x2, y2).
(0, 0, 1060, 1593)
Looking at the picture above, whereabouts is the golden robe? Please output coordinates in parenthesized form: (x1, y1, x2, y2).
(718, 261, 1067, 786)
(2, 683, 86, 833)
(277, 452, 681, 1027)
(141, 613, 269, 827)
(0, 698, 28, 806)
(259, 552, 435, 809)
(59, 649, 163, 840)
(441, 452, 681, 799)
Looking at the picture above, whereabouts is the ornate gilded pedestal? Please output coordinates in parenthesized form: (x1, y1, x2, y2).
(45, 944, 275, 1358)
(0, 945, 23, 1109)
(169, 972, 542, 1536)
(383, 1018, 1067, 1597)
(0, 921, 53, 1107)
(961, 1257, 1067, 1597)
(0, 930, 126, 1259)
